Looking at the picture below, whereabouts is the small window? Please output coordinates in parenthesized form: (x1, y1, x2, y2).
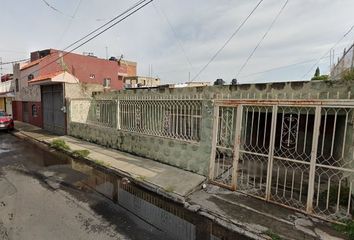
(28, 74, 34, 81)
(32, 104, 38, 117)
(103, 78, 111, 88)
(15, 79, 19, 92)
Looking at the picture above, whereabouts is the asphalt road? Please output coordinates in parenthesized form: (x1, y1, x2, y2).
(0, 132, 170, 240)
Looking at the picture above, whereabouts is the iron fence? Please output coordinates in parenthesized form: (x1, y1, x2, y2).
(210, 99, 354, 221)
(119, 99, 202, 142)
(72, 97, 203, 142)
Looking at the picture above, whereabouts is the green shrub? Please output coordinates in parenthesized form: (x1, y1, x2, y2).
(72, 149, 90, 158)
(319, 185, 350, 207)
(311, 75, 329, 81)
(92, 159, 110, 167)
(333, 220, 354, 240)
(51, 139, 71, 151)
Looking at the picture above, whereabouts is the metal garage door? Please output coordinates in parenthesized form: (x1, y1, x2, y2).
(42, 84, 65, 135)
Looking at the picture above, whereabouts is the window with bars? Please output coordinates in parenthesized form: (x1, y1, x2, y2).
(119, 100, 202, 142)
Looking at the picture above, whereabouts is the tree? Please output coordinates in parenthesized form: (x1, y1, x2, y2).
(311, 75, 329, 81)
(214, 78, 225, 85)
(311, 67, 329, 81)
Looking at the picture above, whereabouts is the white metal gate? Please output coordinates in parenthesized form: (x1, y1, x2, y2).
(210, 100, 354, 220)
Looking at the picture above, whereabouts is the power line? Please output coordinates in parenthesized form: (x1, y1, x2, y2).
(69, 1, 153, 55)
(0, 58, 30, 66)
(20, 0, 147, 73)
(32, 0, 147, 72)
(190, 0, 264, 82)
(240, 52, 342, 82)
(240, 59, 317, 78)
(152, 2, 194, 70)
(40, 0, 73, 18)
(301, 24, 354, 79)
(62, 0, 146, 52)
(56, 0, 83, 47)
(21, 0, 153, 81)
(40, 0, 114, 22)
(0, 49, 27, 54)
(236, 0, 289, 77)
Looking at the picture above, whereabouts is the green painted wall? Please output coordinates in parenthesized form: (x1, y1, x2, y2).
(69, 80, 354, 176)
(68, 99, 214, 176)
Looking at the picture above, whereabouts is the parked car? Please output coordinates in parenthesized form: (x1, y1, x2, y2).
(0, 111, 14, 131)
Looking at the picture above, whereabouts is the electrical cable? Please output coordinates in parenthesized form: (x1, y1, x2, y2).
(301, 24, 354, 79)
(240, 52, 342, 82)
(40, 0, 73, 18)
(56, 0, 84, 47)
(62, 0, 147, 52)
(190, 0, 264, 82)
(152, 1, 194, 70)
(21, 0, 152, 81)
(236, 0, 289, 77)
(45, 0, 147, 64)
(0, 59, 30, 66)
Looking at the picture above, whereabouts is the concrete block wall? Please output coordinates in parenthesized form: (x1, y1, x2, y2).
(93, 79, 354, 101)
(68, 96, 214, 176)
(68, 80, 354, 176)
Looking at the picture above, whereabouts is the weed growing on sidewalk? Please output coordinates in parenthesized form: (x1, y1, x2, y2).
(51, 139, 71, 151)
(264, 230, 281, 240)
(164, 186, 175, 193)
(93, 159, 111, 167)
(72, 149, 90, 158)
(136, 175, 147, 181)
(333, 220, 354, 239)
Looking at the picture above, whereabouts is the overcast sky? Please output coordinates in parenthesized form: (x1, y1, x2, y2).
(1, 0, 354, 84)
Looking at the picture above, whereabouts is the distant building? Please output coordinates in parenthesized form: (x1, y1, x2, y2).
(330, 42, 354, 80)
(12, 49, 137, 134)
(124, 76, 160, 88)
(0, 74, 14, 115)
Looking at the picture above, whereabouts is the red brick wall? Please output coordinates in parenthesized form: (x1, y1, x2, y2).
(12, 101, 22, 121)
(12, 101, 42, 128)
(28, 102, 43, 128)
(38, 51, 137, 90)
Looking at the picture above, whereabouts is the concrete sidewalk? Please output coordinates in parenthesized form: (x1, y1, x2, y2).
(12, 121, 205, 200)
(188, 185, 348, 240)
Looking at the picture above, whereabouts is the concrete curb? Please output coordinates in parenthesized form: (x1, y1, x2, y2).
(10, 129, 187, 204)
(10, 129, 271, 240)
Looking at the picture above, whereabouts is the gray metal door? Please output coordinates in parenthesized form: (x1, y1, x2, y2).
(42, 84, 65, 135)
